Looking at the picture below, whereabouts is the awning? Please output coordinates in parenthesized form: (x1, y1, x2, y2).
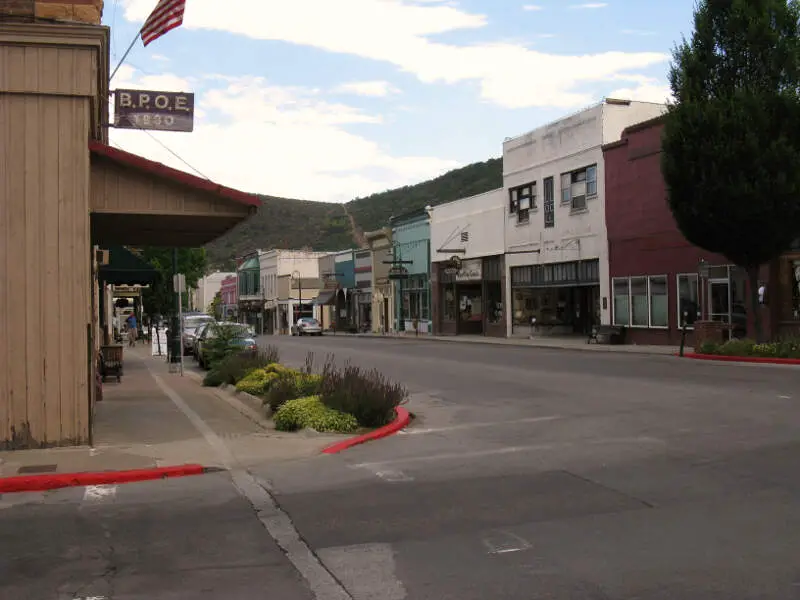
(89, 142, 261, 247)
(99, 246, 158, 285)
(312, 290, 337, 306)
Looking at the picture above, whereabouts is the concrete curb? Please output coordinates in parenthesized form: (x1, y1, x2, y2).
(0, 464, 212, 494)
(321, 406, 411, 454)
(680, 352, 800, 366)
(184, 369, 272, 429)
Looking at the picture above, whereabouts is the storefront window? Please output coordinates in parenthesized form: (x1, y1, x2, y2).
(630, 277, 649, 326)
(613, 279, 630, 325)
(459, 287, 483, 322)
(486, 281, 503, 323)
(443, 286, 457, 321)
(649, 276, 668, 327)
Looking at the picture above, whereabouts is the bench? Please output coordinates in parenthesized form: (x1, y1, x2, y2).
(587, 325, 626, 345)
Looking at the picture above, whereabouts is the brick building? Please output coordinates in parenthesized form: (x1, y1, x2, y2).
(603, 115, 799, 345)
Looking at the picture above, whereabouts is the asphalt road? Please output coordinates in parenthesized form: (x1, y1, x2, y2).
(253, 335, 800, 599)
(4, 335, 800, 599)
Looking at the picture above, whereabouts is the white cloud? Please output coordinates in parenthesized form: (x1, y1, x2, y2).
(120, 0, 667, 109)
(109, 66, 459, 202)
(569, 3, 608, 8)
(523, 4, 544, 10)
(332, 80, 400, 97)
(608, 78, 673, 104)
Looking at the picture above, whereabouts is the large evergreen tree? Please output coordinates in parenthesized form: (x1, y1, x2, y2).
(662, 0, 800, 340)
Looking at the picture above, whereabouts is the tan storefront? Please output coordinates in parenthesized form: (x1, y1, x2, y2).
(0, 2, 259, 449)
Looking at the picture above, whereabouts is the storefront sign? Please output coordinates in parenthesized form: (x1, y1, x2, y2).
(455, 259, 482, 282)
(114, 89, 195, 132)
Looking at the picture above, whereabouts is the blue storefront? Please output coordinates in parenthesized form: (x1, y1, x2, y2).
(390, 209, 431, 333)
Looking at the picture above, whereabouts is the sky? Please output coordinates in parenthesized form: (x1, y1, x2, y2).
(106, 0, 697, 203)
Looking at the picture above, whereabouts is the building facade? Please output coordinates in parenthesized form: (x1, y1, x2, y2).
(365, 229, 394, 334)
(604, 115, 798, 344)
(353, 249, 373, 331)
(219, 275, 238, 321)
(260, 250, 328, 334)
(237, 252, 262, 329)
(331, 250, 357, 331)
(193, 271, 234, 313)
(430, 189, 506, 337)
(390, 209, 432, 334)
(504, 98, 666, 337)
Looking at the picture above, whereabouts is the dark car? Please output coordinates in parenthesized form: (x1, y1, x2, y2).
(196, 322, 257, 369)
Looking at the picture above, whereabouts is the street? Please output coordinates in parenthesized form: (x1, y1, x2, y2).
(3, 336, 800, 599)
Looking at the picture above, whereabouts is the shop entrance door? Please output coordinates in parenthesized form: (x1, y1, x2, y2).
(708, 278, 731, 339)
(457, 284, 483, 335)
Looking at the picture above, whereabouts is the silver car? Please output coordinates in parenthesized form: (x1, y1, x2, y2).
(291, 317, 323, 336)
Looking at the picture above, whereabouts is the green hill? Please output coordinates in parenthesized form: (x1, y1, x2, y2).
(205, 157, 503, 268)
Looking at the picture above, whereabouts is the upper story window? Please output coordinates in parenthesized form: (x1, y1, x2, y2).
(543, 176, 555, 229)
(509, 182, 536, 225)
(560, 164, 597, 212)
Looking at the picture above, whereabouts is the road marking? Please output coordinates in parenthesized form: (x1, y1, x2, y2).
(778, 395, 791, 399)
(83, 485, 116, 502)
(352, 436, 665, 470)
(147, 362, 352, 600)
(482, 530, 532, 555)
(374, 470, 413, 482)
(398, 415, 561, 435)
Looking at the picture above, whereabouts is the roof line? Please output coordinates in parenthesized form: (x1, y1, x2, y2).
(89, 141, 261, 207)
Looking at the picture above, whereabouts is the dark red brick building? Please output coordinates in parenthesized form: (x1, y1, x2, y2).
(603, 116, 800, 345)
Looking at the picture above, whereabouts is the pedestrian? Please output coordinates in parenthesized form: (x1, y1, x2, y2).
(126, 313, 138, 347)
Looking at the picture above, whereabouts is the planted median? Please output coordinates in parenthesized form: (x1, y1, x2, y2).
(201, 346, 408, 434)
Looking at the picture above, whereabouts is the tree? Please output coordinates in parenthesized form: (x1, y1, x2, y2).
(207, 292, 222, 320)
(138, 247, 209, 318)
(662, 0, 800, 341)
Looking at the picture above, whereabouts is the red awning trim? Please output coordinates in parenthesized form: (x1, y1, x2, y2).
(89, 141, 261, 207)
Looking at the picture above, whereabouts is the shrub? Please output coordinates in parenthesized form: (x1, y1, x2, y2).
(215, 346, 281, 385)
(235, 368, 280, 395)
(202, 369, 225, 387)
(274, 396, 358, 433)
(318, 359, 407, 428)
(716, 339, 755, 356)
(698, 340, 720, 355)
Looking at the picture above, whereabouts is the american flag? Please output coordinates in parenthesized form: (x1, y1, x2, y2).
(140, 0, 186, 47)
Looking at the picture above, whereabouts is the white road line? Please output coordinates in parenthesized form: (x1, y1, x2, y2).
(352, 436, 665, 470)
(374, 470, 413, 483)
(399, 415, 560, 435)
(83, 485, 117, 502)
(482, 530, 532, 555)
(146, 363, 352, 600)
(778, 395, 791, 399)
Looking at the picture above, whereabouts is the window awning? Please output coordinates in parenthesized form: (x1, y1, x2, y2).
(99, 246, 158, 285)
(312, 290, 337, 306)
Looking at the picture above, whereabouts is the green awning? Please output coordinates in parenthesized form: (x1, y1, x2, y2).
(239, 256, 259, 271)
(99, 246, 158, 285)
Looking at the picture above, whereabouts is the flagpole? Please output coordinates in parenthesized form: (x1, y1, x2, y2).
(110, 30, 142, 83)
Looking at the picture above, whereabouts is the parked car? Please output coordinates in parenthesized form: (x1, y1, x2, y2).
(291, 317, 323, 336)
(182, 314, 216, 355)
(196, 322, 258, 369)
(186, 321, 212, 358)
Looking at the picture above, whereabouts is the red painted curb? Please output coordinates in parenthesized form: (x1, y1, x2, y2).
(0, 463, 209, 494)
(678, 353, 800, 365)
(321, 406, 411, 454)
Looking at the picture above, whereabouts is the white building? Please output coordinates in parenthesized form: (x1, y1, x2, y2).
(503, 98, 666, 337)
(429, 189, 507, 337)
(192, 271, 234, 313)
(260, 249, 330, 334)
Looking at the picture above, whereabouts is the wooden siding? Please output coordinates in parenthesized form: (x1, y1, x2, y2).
(0, 92, 92, 448)
(0, 43, 97, 97)
(90, 160, 252, 217)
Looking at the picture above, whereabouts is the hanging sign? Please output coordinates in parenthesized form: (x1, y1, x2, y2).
(114, 89, 195, 132)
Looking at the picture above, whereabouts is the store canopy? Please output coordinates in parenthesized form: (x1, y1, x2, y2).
(99, 246, 158, 285)
(312, 290, 337, 306)
(89, 142, 260, 247)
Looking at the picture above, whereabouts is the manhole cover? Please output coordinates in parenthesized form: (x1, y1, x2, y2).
(17, 464, 57, 474)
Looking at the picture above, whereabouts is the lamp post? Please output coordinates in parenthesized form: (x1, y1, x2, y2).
(697, 258, 709, 322)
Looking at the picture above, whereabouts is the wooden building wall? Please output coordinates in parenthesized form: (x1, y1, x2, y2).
(0, 28, 102, 448)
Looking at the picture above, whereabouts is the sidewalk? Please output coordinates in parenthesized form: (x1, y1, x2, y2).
(0, 347, 340, 479)
(339, 331, 681, 355)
